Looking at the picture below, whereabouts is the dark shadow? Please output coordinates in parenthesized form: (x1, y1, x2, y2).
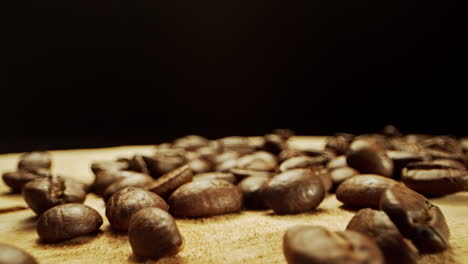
(21, 215, 38, 223)
(338, 205, 362, 213)
(263, 208, 328, 217)
(0, 192, 22, 197)
(128, 254, 187, 264)
(104, 225, 128, 238)
(35, 230, 102, 247)
(0, 205, 28, 214)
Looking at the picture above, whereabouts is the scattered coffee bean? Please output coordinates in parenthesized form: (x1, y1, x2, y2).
(386, 151, 427, 179)
(279, 156, 328, 172)
(106, 187, 168, 231)
(283, 225, 384, 264)
(168, 179, 242, 218)
(18, 151, 51, 173)
(92, 170, 145, 195)
(236, 151, 277, 171)
(146, 165, 193, 198)
(277, 149, 306, 163)
(346, 139, 394, 177)
(193, 172, 236, 184)
(347, 208, 419, 264)
(238, 176, 269, 209)
(263, 169, 325, 214)
(128, 207, 183, 260)
(330, 166, 359, 188)
(0, 243, 38, 264)
(91, 160, 129, 175)
(142, 153, 187, 178)
(229, 168, 275, 181)
(102, 173, 153, 202)
(23, 176, 87, 215)
(336, 174, 401, 209)
(380, 186, 450, 253)
(2, 170, 48, 193)
(127, 155, 151, 175)
(428, 159, 466, 170)
(37, 203, 103, 243)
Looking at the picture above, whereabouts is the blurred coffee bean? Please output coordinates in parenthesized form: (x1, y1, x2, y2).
(193, 172, 236, 184)
(146, 165, 193, 198)
(272, 128, 295, 140)
(278, 149, 306, 163)
(106, 187, 168, 232)
(262, 134, 288, 155)
(142, 154, 187, 178)
(386, 151, 427, 179)
(422, 148, 465, 163)
(310, 166, 332, 192)
(283, 225, 384, 264)
(460, 137, 468, 153)
(325, 135, 351, 155)
(236, 151, 277, 171)
(188, 158, 213, 174)
(429, 159, 466, 170)
(103, 173, 153, 202)
(91, 160, 129, 175)
(382, 124, 402, 137)
(37, 203, 102, 243)
(173, 135, 210, 151)
(237, 176, 269, 210)
(380, 186, 450, 253)
(421, 136, 462, 154)
(330, 166, 359, 189)
(128, 208, 183, 260)
(230, 168, 275, 181)
(18, 151, 51, 173)
(216, 158, 239, 172)
(279, 156, 328, 172)
(326, 155, 347, 169)
(2, 170, 48, 193)
(346, 139, 394, 177)
(214, 151, 240, 165)
(23, 176, 87, 215)
(336, 174, 401, 209)
(218, 136, 255, 155)
(92, 170, 145, 195)
(127, 155, 151, 175)
(168, 179, 242, 218)
(347, 208, 419, 264)
(0, 243, 38, 264)
(263, 169, 325, 214)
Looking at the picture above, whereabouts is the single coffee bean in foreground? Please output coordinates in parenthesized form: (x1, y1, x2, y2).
(128, 207, 183, 260)
(346, 139, 394, 177)
(0, 243, 38, 264)
(380, 185, 450, 253)
(346, 208, 419, 264)
(18, 151, 51, 173)
(145, 165, 193, 198)
(263, 169, 325, 214)
(237, 176, 270, 209)
(283, 225, 384, 264)
(102, 173, 153, 202)
(23, 176, 87, 215)
(37, 203, 103, 243)
(106, 187, 169, 232)
(168, 179, 242, 218)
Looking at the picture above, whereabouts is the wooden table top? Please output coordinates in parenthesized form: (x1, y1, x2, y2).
(0, 137, 467, 264)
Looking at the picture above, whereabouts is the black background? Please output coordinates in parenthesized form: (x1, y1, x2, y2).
(3, 1, 467, 153)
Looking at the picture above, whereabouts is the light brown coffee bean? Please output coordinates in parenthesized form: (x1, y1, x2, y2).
(0, 243, 38, 264)
(18, 151, 51, 173)
(193, 172, 236, 184)
(326, 155, 347, 169)
(236, 151, 277, 171)
(279, 156, 328, 172)
(127, 155, 151, 175)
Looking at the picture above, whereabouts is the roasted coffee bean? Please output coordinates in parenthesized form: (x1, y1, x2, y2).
(330, 166, 359, 188)
(128, 207, 183, 259)
(326, 155, 347, 169)
(278, 149, 306, 163)
(37, 203, 103, 243)
(272, 128, 295, 139)
(236, 151, 277, 171)
(193, 172, 236, 184)
(127, 155, 151, 175)
(422, 148, 465, 163)
(216, 158, 239, 172)
(347, 208, 419, 264)
(218, 136, 256, 155)
(263, 169, 325, 214)
(428, 159, 466, 170)
(238, 176, 269, 209)
(346, 139, 394, 177)
(460, 137, 468, 153)
(92, 170, 145, 195)
(230, 168, 275, 181)
(168, 179, 242, 218)
(214, 151, 240, 164)
(421, 136, 462, 154)
(146, 165, 193, 198)
(0, 243, 38, 264)
(2, 170, 49, 193)
(310, 166, 332, 192)
(283, 225, 384, 264)
(23, 176, 87, 215)
(336, 174, 401, 209)
(142, 154, 187, 178)
(188, 158, 213, 174)
(173, 135, 210, 151)
(386, 151, 427, 179)
(18, 151, 51, 173)
(90, 160, 128, 174)
(262, 134, 288, 155)
(106, 187, 168, 231)
(401, 161, 467, 197)
(103, 173, 153, 202)
(325, 135, 351, 155)
(382, 124, 402, 137)
(380, 186, 450, 253)
(279, 156, 328, 172)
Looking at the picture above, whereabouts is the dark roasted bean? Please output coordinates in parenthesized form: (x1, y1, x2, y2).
(145, 165, 193, 198)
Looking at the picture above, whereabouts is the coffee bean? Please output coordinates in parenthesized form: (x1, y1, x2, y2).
(310, 166, 332, 192)
(188, 158, 213, 174)
(326, 155, 347, 169)
(92, 170, 145, 195)
(422, 148, 465, 163)
(421, 136, 462, 154)
(272, 128, 295, 139)
(382, 124, 402, 137)
(142, 153, 187, 178)
(283, 225, 384, 264)
(336, 174, 401, 209)
(18, 151, 51, 173)
(380, 186, 450, 253)
(386, 151, 427, 179)
(346, 139, 394, 177)
(146, 165, 193, 198)
(173, 135, 210, 151)
(216, 158, 239, 172)
(325, 135, 351, 155)
(347, 208, 419, 264)
(277, 149, 306, 163)
(279, 156, 328, 172)
(23, 176, 87, 215)
(168, 179, 242, 218)
(238, 176, 269, 209)
(91, 160, 129, 175)
(127, 155, 151, 175)
(106, 187, 168, 232)
(0, 243, 38, 264)
(402, 161, 468, 197)
(37, 203, 103, 243)
(103, 173, 153, 202)
(427, 159, 466, 170)
(229, 168, 275, 181)
(218, 136, 256, 155)
(128, 207, 183, 259)
(263, 168, 325, 214)
(330, 166, 359, 188)
(193, 172, 236, 184)
(236, 151, 277, 171)
(262, 134, 288, 155)
(2, 170, 48, 193)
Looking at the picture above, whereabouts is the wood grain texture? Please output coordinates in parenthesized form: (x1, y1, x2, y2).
(0, 137, 467, 264)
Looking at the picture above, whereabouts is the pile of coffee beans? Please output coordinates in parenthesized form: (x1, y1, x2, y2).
(2, 125, 466, 262)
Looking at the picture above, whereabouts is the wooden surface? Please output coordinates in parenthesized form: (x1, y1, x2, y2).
(0, 137, 467, 264)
